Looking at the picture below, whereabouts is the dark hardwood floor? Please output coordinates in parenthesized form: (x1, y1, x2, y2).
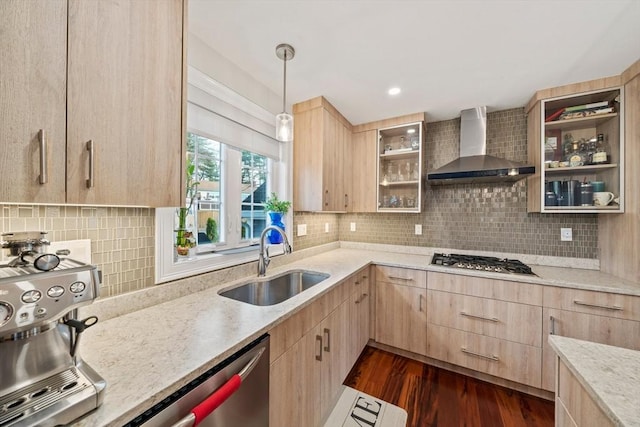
(343, 346, 555, 427)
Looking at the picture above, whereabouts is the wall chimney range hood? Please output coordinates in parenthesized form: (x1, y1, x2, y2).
(427, 107, 535, 185)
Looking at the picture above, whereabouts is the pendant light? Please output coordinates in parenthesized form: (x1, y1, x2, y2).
(275, 43, 295, 142)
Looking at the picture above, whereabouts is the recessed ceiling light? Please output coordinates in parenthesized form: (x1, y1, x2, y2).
(407, 129, 416, 134)
(388, 87, 401, 96)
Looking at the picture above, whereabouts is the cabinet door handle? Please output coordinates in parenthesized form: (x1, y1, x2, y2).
(86, 140, 95, 188)
(315, 335, 322, 361)
(573, 300, 623, 311)
(388, 276, 414, 282)
(419, 294, 424, 312)
(461, 347, 500, 362)
(38, 129, 47, 184)
(460, 311, 499, 323)
(550, 315, 556, 335)
(323, 328, 330, 353)
(344, 193, 348, 208)
(355, 293, 368, 304)
(324, 189, 329, 207)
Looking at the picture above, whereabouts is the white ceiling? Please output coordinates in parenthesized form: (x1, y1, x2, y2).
(189, 0, 640, 124)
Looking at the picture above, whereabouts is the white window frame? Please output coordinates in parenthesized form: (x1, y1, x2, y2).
(155, 67, 291, 284)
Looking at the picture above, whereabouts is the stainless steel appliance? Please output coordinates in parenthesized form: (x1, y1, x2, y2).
(427, 107, 535, 184)
(124, 334, 269, 427)
(0, 232, 105, 426)
(431, 253, 535, 275)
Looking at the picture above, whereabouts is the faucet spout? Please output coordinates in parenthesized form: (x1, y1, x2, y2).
(258, 225, 291, 276)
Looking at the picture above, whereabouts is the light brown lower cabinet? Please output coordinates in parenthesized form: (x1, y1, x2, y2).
(427, 323, 542, 387)
(542, 286, 640, 391)
(348, 269, 371, 363)
(556, 359, 614, 427)
(374, 266, 428, 355)
(270, 300, 348, 426)
(375, 282, 427, 355)
(542, 307, 640, 391)
(269, 270, 371, 426)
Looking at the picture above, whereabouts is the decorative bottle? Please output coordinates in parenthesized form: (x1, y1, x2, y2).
(592, 133, 610, 164)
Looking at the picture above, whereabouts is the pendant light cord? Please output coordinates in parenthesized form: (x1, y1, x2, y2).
(282, 50, 287, 113)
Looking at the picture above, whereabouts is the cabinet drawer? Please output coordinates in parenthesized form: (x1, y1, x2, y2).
(428, 290, 542, 347)
(541, 308, 640, 391)
(427, 271, 542, 305)
(543, 287, 640, 322)
(557, 361, 615, 427)
(375, 265, 426, 288)
(427, 324, 541, 388)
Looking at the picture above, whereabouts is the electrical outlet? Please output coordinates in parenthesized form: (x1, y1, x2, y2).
(350, 222, 356, 232)
(561, 228, 572, 241)
(415, 224, 422, 235)
(297, 224, 307, 236)
(324, 223, 329, 233)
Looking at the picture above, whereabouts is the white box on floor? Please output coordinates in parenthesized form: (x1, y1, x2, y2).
(323, 386, 407, 427)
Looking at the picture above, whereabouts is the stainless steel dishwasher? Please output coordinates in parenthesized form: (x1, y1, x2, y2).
(124, 334, 269, 427)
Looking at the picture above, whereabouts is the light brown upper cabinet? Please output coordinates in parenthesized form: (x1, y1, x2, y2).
(293, 97, 352, 212)
(0, 0, 185, 207)
(0, 0, 67, 203)
(352, 112, 426, 213)
(349, 130, 378, 212)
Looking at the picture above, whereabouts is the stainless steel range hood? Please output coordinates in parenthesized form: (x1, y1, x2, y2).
(427, 107, 535, 184)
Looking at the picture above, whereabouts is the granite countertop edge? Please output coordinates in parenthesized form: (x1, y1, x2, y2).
(74, 244, 640, 426)
(549, 335, 640, 427)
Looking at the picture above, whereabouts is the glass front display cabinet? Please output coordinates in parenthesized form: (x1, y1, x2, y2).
(377, 122, 423, 213)
(537, 87, 624, 213)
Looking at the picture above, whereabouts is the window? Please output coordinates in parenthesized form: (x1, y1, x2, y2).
(184, 132, 270, 252)
(155, 67, 288, 284)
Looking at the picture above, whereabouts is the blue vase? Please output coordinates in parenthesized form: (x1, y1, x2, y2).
(267, 212, 285, 244)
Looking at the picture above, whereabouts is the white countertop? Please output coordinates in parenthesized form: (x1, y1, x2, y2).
(549, 335, 640, 427)
(74, 243, 640, 426)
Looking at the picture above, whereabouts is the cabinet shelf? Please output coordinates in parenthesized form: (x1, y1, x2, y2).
(379, 180, 419, 186)
(543, 205, 620, 213)
(380, 149, 420, 160)
(545, 113, 617, 131)
(545, 163, 618, 175)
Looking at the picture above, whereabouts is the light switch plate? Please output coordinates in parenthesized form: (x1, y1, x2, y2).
(297, 224, 307, 236)
(561, 228, 572, 241)
(415, 224, 422, 235)
(325, 223, 330, 233)
(350, 222, 356, 232)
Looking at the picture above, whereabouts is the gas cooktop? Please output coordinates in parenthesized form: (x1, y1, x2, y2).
(431, 253, 535, 276)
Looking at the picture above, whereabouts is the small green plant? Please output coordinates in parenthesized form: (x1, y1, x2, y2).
(264, 192, 291, 213)
(176, 158, 200, 253)
(206, 217, 219, 243)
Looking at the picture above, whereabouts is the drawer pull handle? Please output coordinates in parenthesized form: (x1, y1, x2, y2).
(461, 347, 499, 362)
(419, 294, 424, 312)
(550, 315, 556, 335)
(388, 276, 414, 282)
(573, 300, 623, 311)
(355, 293, 368, 304)
(460, 312, 499, 323)
(315, 335, 322, 361)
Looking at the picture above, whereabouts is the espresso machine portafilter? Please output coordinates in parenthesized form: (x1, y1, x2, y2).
(0, 231, 106, 427)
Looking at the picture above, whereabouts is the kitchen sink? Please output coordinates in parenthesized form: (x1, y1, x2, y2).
(219, 270, 330, 306)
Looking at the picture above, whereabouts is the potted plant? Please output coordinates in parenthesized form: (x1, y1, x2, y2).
(176, 158, 199, 258)
(264, 192, 291, 244)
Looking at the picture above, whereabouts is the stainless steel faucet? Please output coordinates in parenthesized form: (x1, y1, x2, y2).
(257, 225, 292, 276)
